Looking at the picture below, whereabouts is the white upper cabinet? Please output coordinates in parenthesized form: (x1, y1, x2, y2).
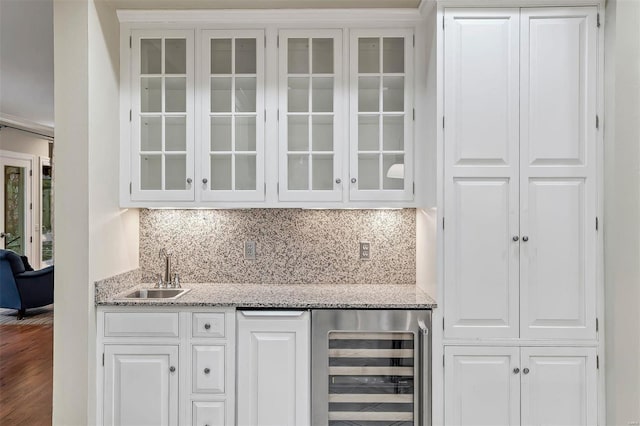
(443, 7, 598, 341)
(278, 30, 343, 202)
(201, 30, 265, 202)
(519, 7, 598, 340)
(131, 30, 195, 202)
(444, 9, 520, 339)
(350, 29, 414, 201)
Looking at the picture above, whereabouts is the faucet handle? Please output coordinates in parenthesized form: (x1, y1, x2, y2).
(173, 273, 181, 289)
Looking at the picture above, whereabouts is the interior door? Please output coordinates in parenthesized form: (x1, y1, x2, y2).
(519, 7, 598, 340)
(443, 9, 520, 339)
(0, 153, 33, 260)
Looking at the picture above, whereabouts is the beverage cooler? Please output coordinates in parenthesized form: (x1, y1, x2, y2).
(311, 310, 432, 426)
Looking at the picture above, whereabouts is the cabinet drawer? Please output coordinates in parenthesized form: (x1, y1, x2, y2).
(192, 313, 225, 338)
(192, 401, 225, 426)
(104, 312, 179, 337)
(192, 345, 225, 393)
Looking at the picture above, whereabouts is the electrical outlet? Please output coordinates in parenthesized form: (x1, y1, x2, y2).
(359, 242, 371, 260)
(244, 241, 256, 260)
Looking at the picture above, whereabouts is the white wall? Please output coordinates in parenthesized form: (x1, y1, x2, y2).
(0, 0, 54, 129)
(0, 127, 51, 267)
(52, 0, 139, 424)
(604, 0, 640, 424)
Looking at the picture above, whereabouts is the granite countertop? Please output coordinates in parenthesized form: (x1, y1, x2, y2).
(96, 279, 436, 309)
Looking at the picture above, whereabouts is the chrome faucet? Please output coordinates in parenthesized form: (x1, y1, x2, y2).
(158, 248, 173, 288)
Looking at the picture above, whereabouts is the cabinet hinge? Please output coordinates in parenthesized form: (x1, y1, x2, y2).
(412, 34, 415, 47)
(277, 109, 279, 121)
(264, 109, 266, 122)
(29, 169, 33, 177)
(442, 217, 445, 229)
(264, 182, 267, 195)
(277, 182, 280, 194)
(412, 108, 415, 121)
(102, 353, 105, 366)
(443, 16, 445, 30)
(129, 110, 132, 122)
(129, 182, 132, 194)
(596, 317, 599, 332)
(442, 317, 445, 330)
(442, 116, 445, 128)
(596, 115, 599, 129)
(597, 355, 600, 369)
(413, 182, 415, 195)
(277, 35, 279, 48)
(443, 354, 445, 367)
(29, 202, 32, 210)
(129, 36, 132, 48)
(596, 216, 599, 231)
(30, 236, 32, 243)
(597, 13, 601, 28)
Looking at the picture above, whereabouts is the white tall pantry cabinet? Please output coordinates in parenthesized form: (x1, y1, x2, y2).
(441, 5, 601, 426)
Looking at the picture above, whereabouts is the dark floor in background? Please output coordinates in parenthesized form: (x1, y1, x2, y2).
(0, 325, 53, 425)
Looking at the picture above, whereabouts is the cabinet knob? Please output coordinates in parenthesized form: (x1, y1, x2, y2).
(522, 236, 529, 242)
(169, 366, 176, 373)
(186, 178, 193, 184)
(523, 368, 530, 375)
(204, 323, 211, 330)
(512, 236, 519, 241)
(204, 368, 210, 375)
(351, 178, 357, 184)
(202, 178, 208, 184)
(513, 367, 520, 374)
(335, 178, 341, 184)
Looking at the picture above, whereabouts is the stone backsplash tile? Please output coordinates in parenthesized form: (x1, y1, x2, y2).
(139, 209, 416, 284)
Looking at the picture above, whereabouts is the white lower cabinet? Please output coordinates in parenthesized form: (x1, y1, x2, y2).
(236, 310, 310, 426)
(103, 345, 179, 426)
(98, 309, 235, 426)
(444, 346, 598, 426)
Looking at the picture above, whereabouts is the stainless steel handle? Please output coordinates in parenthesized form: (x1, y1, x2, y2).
(204, 368, 210, 374)
(186, 178, 193, 184)
(240, 310, 306, 317)
(418, 319, 430, 426)
(335, 178, 341, 184)
(204, 323, 211, 330)
(169, 366, 176, 373)
(522, 236, 529, 242)
(513, 367, 520, 374)
(523, 367, 530, 374)
(512, 236, 519, 241)
(351, 178, 357, 184)
(202, 178, 208, 184)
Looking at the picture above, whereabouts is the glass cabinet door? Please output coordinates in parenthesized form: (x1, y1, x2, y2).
(350, 30, 414, 201)
(201, 30, 265, 202)
(131, 30, 194, 201)
(278, 30, 343, 202)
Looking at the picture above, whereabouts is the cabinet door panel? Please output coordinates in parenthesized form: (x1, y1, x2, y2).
(444, 178, 519, 338)
(192, 401, 225, 426)
(103, 345, 179, 426)
(521, 8, 597, 168)
(521, 347, 597, 426)
(444, 9, 520, 169)
(521, 179, 595, 339)
(444, 346, 520, 426)
(237, 311, 310, 426)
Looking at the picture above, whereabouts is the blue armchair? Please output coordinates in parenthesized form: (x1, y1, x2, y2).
(0, 249, 54, 320)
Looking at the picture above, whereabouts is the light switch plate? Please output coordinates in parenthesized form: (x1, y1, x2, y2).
(244, 241, 256, 260)
(359, 242, 371, 260)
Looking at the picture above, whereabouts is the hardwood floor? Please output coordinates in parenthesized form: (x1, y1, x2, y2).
(0, 325, 53, 425)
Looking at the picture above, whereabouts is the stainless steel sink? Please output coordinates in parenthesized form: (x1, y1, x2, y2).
(124, 288, 191, 299)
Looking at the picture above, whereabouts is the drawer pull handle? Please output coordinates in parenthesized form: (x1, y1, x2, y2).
(204, 323, 211, 330)
(204, 368, 210, 374)
(169, 366, 176, 373)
